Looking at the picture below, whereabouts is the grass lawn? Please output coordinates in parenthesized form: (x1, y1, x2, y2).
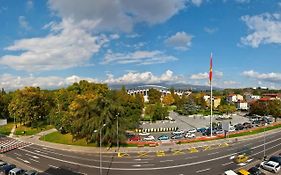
(168, 105, 177, 111)
(142, 115, 151, 121)
(0, 123, 14, 135)
(40, 131, 97, 147)
(15, 125, 54, 136)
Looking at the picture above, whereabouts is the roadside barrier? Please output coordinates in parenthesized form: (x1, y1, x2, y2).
(135, 127, 178, 133)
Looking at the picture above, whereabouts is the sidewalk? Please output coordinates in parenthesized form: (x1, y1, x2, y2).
(17, 126, 281, 154)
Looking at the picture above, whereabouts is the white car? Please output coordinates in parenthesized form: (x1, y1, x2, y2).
(185, 133, 196, 138)
(143, 135, 155, 141)
(188, 128, 197, 133)
(172, 130, 184, 135)
(228, 126, 236, 132)
(139, 132, 150, 136)
(261, 161, 280, 173)
(224, 170, 238, 175)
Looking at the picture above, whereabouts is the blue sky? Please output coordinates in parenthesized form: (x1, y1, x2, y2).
(0, 0, 281, 90)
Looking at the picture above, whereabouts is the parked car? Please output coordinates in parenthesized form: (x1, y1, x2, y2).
(24, 170, 38, 175)
(216, 130, 225, 135)
(202, 128, 217, 136)
(268, 156, 281, 165)
(0, 164, 16, 175)
(243, 122, 253, 129)
(185, 132, 195, 138)
(129, 136, 141, 141)
(197, 127, 207, 133)
(248, 166, 266, 175)
(229, 126, 236, 132)
(0, 162, 7, 169)
(143, 135, 155, 141)
(158, 135, 169, 141)
(188, 128, 197, 133)
(234, 124, 244, 131)
(260, 161, 280, 173)
(171, 134, 183, 139)
(8, 168, 25, 175)
(172, 130, 184, 135)
(139, 132, 150, 136)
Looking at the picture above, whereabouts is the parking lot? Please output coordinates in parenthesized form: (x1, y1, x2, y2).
(140, 111, 250, 131)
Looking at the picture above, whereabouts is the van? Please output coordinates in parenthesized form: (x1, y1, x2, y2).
(8, 168, 25, 175)
(224, 170, 238, 175)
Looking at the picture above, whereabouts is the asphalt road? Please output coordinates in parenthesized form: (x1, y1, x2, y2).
(3, 129, 281, 175)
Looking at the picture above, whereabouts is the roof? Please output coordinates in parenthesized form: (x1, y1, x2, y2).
(259, 97, 271, 101)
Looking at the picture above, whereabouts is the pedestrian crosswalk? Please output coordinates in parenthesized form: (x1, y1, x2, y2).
(0, 136, 30, 153)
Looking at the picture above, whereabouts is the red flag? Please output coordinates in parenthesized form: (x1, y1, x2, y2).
(209, 53, 213, 83)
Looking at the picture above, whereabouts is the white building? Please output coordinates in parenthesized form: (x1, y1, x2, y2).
(245, 94, 260, 102)
(236, 101, 248, 110)
(127, 85, 191, 102)
(227, 94, 243, 103)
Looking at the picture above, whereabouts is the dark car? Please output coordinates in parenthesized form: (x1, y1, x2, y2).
(243, 122, 253, 129)
(24, 170, 38, 175)
(248, 166, 265, 175)
(234, 123, 244, 130)
(0, 164, 16, 175)
(197, 127, 207, 133)
(202, 128, 217, 136)
(268, 156, 281, 165)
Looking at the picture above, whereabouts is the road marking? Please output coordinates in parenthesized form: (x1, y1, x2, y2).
(132, 164, 142, 167)
(18, 136, 281, 171)
(188, 147, 199, 153)
(222, 162, 233, 166)
(208, 151, 219, 156)
(26, 153, 39, 159)
(16, 157, 30, 164)
(160, 159, 174, 163)
(196, 168, 210, 173)
(29, 158, 40, 163)
(229, 155, 235, 160)
(49, 164, 59, 169)
(156, 151, 165, 157)
(34, 150, 48, 154)
(14, 153, 22, 156)
(185, 156, 198, 159)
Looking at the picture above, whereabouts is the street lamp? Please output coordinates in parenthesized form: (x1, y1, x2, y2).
(94, 123, 106, 175)
(116, 113, 119, 150)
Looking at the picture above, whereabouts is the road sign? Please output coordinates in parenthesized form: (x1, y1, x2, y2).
(0, 119, 7, 126)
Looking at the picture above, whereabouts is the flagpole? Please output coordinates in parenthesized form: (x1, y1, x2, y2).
(210, 52, 213, 137)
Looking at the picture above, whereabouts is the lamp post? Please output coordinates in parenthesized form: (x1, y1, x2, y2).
(116, 113, 119, 149)
(94, 123, 106, 175)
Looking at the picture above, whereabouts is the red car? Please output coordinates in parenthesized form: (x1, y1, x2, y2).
(129, 136, 141, 141)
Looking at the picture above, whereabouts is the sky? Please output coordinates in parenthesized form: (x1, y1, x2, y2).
(1, 0, 281, 90)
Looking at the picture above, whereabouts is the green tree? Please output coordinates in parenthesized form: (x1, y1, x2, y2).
(148, 88, 161, 104)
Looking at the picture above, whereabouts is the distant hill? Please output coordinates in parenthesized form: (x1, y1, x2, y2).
(108, 83, 221, 91)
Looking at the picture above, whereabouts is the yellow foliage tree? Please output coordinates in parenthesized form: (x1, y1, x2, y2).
(162, 94, 175, 106)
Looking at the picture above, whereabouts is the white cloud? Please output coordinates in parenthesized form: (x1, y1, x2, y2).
(223, 81, 239, 85)
(165, 31, 193, 50)
(0, 18, 106, 71)
(26, 0, 33, 10)
(190, 72, 208, 80)
(241, 13, 281, 48)
(18, 16, 31, 30)
(48, 0, 187, 32)
(102, 50, 177, 65)
(0, 74, 98, 91)
(104, 70, 181, 85)
(243, 70, 281, 83)
(191, 0, 203, 6)
(190, 71, 223, 80)
(204, 27, 218, 34)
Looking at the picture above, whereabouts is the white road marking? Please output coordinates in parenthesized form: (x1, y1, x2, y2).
(196, 168, 210, 173)
(246, 158, 253, 162)
(29, 158, 40, 163)
(229, 155, 235, 160)
(16, 157, 30, 164)
(14, 153, 22, 156)
(35, 150, 48, 155)
(26, 153, 39, 159)
(18, 136, 281, 171)
(132, 164, 142, 167)
(185, 156, 198, 159)
(238, 163, 246, 166)
(48, 164, 59, 169)
(222, 162, 233, 166)
(208, 151, 219, 156)
(160, 160, 174, 163)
